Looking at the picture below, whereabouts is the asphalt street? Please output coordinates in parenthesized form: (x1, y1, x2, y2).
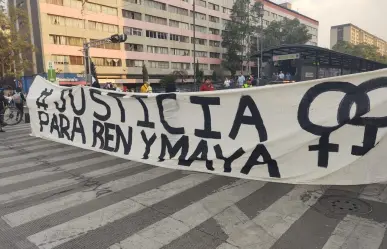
(0, 123, 387, 249)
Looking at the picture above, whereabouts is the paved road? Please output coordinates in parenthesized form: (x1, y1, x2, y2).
(1, 124, 387, 249)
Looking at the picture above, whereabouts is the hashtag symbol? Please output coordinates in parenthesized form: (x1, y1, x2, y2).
(36, 88, 53, 110)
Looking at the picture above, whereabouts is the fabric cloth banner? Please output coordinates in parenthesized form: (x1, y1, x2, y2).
(27, 69, 387, 185)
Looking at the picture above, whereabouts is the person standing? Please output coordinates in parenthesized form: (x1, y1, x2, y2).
(0, 90, 8, 132)
(237, 72, 245, 88)
(140, 81, 153, 93)
(278, 71, 285, 80)
(12, 87, 26, 120)
(200, 79, 214, 91)
(223, 77, 230, 88)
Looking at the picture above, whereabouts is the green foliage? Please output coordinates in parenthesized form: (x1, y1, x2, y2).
(195, 60, 204, 83)
(262, 18, 312, 49)
(0, 5, 34, 79)
(221, 0, 263, 75)
(159, 73, 177, 88)
(142, 64, 149, 82)
(211, 70, 217, 81)
(332, 41, 387, 64)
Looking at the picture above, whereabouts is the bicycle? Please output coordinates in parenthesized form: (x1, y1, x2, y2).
(0, 101, 23, 126)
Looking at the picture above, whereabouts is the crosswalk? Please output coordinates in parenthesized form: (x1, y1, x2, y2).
(1, 123, 387, 249)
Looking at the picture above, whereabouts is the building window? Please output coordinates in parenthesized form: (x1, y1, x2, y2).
(51, 55, 69, 65)
(198, 63, 208, 70)
(146, 30, 168, 39)
(169, 20, 189, 29)
(122, 10, 142, 20)
(190, 11, 206, 20)
(209, 40, 220, 47)
(147, 45, 168, 54)
(90, 39, 120, 50)
(123, 0, 141, 5)
(49, 15, 85, 28)
(123, 27, 142, 36)
(148, 61, 169, 69)
(169, 5, 188, 16)
(170, 48, 189, 56)
(86, 2, 118, 15)
(193, 50, 207, 57)
(222, 19, 230, 29)
(88, 21, 118, 33)
(210, 52, 220, 58)
(209, 28, 220, 35)
(47, 0, 82, 8)
(49, 35, 85, 46)
(92, 57, 122, 67)
(170, 34, 189, 43)
(222, 7, 231, 14)
(190, 24, 207, 33)
(208, 2, 219, 11)
(194, 0, 206, 8)
(126, 59, 144, 67)
(210, 64, 220, 70)
(69, 56, 84, 65)
(209, 15, 219, 23)
(125, 43, 143, 52)
(144, 0, 166, 10)
(171, 62, 190, 70)
(51, 55, 84, 65)
(145, 15, 167, 25)
(191, 37, 206, 45)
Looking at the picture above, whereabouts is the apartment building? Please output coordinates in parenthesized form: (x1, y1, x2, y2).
(14, 0, 318, 86)
(331, 23, 387, 56)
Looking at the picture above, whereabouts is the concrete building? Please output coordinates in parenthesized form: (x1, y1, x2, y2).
(331, 23, 387, 56)
(13, 0, 318, 87)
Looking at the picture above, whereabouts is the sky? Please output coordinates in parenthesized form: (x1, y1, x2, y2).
(272, 0, 387, 48)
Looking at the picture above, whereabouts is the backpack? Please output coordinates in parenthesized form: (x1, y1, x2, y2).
(13, 92, 22, 104)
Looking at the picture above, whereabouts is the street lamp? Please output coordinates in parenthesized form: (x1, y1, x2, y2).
(257, 3, 264, 81)
(83, 34, 127, 85)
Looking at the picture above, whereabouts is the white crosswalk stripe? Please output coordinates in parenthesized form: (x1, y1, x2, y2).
(0, 156, 125, 187)
(0, 160, 146, 205)
(0, 150, 95, 174)
(0, 124, 387, 249)
(108, 180, 266, 249)
(27, 173, 212, 249)
(322, 215, 386, 249)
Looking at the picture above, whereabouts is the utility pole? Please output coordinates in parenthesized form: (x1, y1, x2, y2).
(82, 34, 127, 85)
(257, 3, 264, 81)
(192, 0, 197, 90)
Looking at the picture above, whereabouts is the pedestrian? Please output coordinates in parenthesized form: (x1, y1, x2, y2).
(237, 72, 245, 88)
(279, 71, 285, 80)
(200, 79, 214, 91)
(12, 87, 26, 120)
(285, 72, 291, 81)
(223, 77, 230, 88)
(0, 90, 8, 132)
(140, 81, 153, 93)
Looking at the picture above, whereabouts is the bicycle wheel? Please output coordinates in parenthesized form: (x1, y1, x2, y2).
(2, 106, 22, 126)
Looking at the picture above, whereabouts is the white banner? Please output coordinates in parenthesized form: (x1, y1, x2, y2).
(27, 69, 387, 185)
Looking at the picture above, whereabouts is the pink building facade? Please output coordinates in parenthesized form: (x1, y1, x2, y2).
(19, 0, 319, 86)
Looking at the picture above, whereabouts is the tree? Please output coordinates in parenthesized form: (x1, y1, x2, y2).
(211, 70, 217, 82)
(90, 62, 100, 88)
(221, 0, 263, 75)
(332, 41, 387, 64)
(172, 69, 188, 84)
(0, 3, 34, 80)
(195, 60, 204, 84)
(262, 18, 312, 49)
(142, 64, 148, 82)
